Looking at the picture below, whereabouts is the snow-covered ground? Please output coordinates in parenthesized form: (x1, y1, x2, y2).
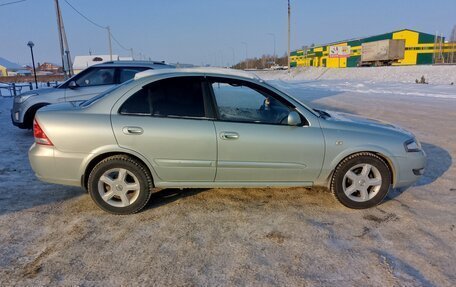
(258, 65, 456, 85)
(0, 69, 455, 286)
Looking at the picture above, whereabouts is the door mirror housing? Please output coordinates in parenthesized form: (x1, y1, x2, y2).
(287, 111, 302, 126)
(68, 81, 78, 89)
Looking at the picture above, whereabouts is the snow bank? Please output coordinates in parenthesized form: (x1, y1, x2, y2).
(256, 65, 456, 85)
(268, 79, 456, 100)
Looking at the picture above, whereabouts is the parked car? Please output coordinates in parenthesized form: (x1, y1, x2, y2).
(11, 60, 173, 129)
(29, 68, 426, 214)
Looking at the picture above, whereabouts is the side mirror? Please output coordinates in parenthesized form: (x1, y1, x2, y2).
(68, 81, 78, 89)
(287, 111, 302, 126)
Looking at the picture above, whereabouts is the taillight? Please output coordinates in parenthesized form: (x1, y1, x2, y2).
(33, 119, 53, 146)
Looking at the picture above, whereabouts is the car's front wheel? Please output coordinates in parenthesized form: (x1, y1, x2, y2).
(330, 152, 391, 209)
(88, 155, 153, 214)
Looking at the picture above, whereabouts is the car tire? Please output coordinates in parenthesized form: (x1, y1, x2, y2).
(330, 152, 391, 209)
(88, 155, 153, 215)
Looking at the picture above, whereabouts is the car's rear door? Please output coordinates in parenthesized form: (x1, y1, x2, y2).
(111, 76, 217, 182)
(208, 77, 325, 183)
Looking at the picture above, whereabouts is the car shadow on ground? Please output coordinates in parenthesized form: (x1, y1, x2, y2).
(385, 142, 452, 201)
(0, 184, 83, 216)
(145, 188, 211, 210)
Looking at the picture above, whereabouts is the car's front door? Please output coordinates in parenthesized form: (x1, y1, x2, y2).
(208, 77, 325, 183)
(111, 76, 217, 182)
(65, 67, 117, 102)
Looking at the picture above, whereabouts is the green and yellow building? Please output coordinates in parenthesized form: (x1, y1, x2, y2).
(290, 29, 455, 68)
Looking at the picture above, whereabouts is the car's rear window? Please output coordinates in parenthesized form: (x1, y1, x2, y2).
(119, 77, 205, 118)
(80, 81, 132, 107)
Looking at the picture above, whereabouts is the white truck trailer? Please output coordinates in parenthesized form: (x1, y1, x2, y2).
(360, 39, 406, 66)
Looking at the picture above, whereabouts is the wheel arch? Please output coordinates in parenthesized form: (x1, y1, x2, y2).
(24, 103, 51, 128)
(81, 151, 156, 191)
(323, 149, 397, 188)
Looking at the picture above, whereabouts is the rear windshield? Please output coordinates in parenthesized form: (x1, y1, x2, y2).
(80, 80, 133, 107)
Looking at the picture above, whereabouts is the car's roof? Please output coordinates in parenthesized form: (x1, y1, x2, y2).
(92, 60, 174, 69)
(134, 67, 261, 81)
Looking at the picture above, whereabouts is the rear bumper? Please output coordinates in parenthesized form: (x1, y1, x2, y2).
(392, 150, 426, 188)
(29, 143, 86, 187)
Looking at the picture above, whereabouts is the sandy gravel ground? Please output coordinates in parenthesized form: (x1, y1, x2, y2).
(0, 80, 455, 286)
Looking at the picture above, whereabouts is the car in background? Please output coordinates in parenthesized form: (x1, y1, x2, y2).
(29, 68, 426, 214)
(11, 60, 173, 129)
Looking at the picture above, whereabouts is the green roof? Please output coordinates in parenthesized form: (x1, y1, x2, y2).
(292, 29, 440, 53)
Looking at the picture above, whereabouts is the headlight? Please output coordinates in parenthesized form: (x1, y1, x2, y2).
(404, 138, 422, 152)
(14, 93, 37, 104)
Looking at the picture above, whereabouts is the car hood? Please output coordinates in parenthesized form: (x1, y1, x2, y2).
(323, 110, 413, 137)
(21, 87, 60, 96)
(39, 101, 81, 112)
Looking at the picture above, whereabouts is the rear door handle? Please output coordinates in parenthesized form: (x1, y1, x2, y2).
(220, 131, 239, 140)
(122, 126, 144, 135)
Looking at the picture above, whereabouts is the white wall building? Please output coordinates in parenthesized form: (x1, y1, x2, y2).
(73, 55, 133, 74)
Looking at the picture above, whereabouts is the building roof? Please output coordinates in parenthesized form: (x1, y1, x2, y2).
(16, 69, 32, 74)
(294, 29, 439, 53)
(73, 55, 119, 70)
(0, 57, 22, 70)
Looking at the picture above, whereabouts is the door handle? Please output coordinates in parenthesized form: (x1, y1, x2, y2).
(122, 126, 144, 135)
(220, 132, 239, 140)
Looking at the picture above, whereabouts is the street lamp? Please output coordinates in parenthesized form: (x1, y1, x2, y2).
(27, 41, 38, 89)
(65, 50, 72, 77)
(241, 42, 248, 70)
(267, 33, 276, 65)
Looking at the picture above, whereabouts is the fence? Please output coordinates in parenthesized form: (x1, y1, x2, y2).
(0, 81, 60, 97)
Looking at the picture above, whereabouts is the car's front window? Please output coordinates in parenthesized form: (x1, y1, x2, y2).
(80, 81, 131, 107)
(211, 80, 291, 125)
(75, 68, 115, 87)
(119, 67, 150, 83)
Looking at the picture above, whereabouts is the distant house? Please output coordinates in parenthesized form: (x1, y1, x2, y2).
(73, 55, 131, 74)
(0, 57, 22, 76)
(15, 69, 32, 76)
(37, 62, 62, 74)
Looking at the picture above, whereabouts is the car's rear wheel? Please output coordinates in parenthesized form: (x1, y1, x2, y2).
(88, 155, 153, 214)
(331, 152, 391, 209)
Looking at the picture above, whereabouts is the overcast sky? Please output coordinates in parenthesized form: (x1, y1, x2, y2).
(0, 0, 454, 66)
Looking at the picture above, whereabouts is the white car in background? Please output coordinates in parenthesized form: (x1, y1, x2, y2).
(11, 61, 173, 129)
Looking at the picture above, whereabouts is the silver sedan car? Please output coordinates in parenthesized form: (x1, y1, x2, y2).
(29, 68, 426, 214)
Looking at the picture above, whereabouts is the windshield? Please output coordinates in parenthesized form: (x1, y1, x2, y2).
(80, 79, 133, 107)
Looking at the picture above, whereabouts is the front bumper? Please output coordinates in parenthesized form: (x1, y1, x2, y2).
(392, 150, 426, 188)
(11, 110, 28, 128)
(11, 99, 28, 128)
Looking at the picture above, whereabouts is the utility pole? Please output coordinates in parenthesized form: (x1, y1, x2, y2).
(107, 26, 113, 61)
(229, 46, 235, 67)
(267, 33, 276, 64)
(241, 42, 248, 69)
(451, 25, 456, 64)
(287, 0, 291, 72)
(54, 0, 73, 78)
(130, 48, 134, 60)
(219, 50, 224, 67)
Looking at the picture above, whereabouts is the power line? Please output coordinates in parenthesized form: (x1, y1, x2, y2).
(63, 0, 106, 30)
(63, 0, 131, 55)
(111, 33, 130, 51)
(0, 0, 26, 7)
